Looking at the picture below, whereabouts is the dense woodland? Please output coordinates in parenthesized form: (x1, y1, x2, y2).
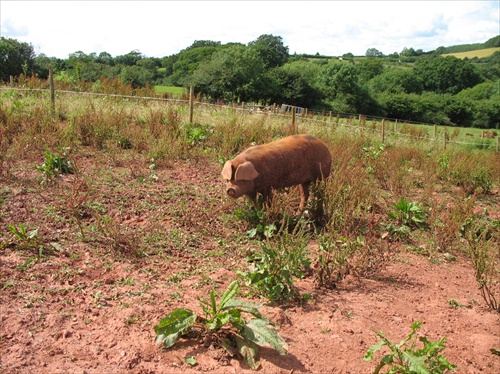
(1, 34, 499, 128)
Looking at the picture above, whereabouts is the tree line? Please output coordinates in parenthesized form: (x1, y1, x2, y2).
(1, 34, 499, 128)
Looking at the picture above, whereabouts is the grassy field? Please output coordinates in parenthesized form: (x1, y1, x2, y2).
(154, 85, 188, 96)
(442, 47, 500, 59)
(0, 88, 499, 372)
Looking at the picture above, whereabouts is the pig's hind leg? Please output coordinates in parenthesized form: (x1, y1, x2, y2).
(298, 182, 310, 213)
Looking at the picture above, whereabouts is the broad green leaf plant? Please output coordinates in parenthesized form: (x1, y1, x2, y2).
(364, 321, 456, 374)
(154, 280, 287, 370)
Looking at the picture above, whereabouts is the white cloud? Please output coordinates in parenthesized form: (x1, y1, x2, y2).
(1, 0, 498, 58)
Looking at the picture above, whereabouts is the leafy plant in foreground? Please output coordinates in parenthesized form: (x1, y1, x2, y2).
(364, 321, 456, 374)
(386, 197, 425, 240)
(463, 220, 499, 312)
(238, 221, 310, 303)
(314, 235, 355, 289)
(234, 200, 277, 239)
(154, 280, 287, 370)
(8, 223, 42, 250)
(389, 197, 425, 228)
(36, 148, 74, 182)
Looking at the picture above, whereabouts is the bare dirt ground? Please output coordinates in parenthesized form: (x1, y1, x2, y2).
(1, 153, 499, 374)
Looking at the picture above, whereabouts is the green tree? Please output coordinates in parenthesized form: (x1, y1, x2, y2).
(170, 46, 219, 86)
(484, 35, 500, 48)
(472, 98, 500, 128)
(457, 80, 500, 128)
(415, 56, 484, 94)
(120, 65, 154, 88)
(161, 54, 178, 78)
(186, 40, 221, 49)
(0, 37, 35, 81)
(357, 58, 385, 81)
(189, 44, 268, 102)
(369, 69, 423, 94)
(66, 51, 103, 82)
(33, 53, 62, 79)
(318, 61, 378, 113)
(341, 53, 355, 62)
(248, 34, 289, 68)
(96, 52, 114, 66)
(268, 60, 322, 107)
(365, 48, 384, 58)
(400, 47, 418, 62)
(476, 51, 500, 81)
(456, 80, 499, 101)
(377, 91, 458, 125)
(114, 50, 143, 66)
(137, 58, 161, 83)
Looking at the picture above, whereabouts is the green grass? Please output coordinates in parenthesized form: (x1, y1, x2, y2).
(154, 85, 188, 96)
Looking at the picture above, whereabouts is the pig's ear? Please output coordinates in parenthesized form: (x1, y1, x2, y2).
(235, 161, 259, 181)
(221, 161, 234, 181)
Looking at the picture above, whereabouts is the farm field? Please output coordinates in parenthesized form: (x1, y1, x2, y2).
(0, 90, 499, 373)
(442, 47, 500, 59)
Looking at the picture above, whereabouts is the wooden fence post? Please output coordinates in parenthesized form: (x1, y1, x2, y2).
(496, 137, 499, 153)
(434, 124, 437, 139)
(443, 130, 447, 150)
(291, 107, 296, 134)
(189, 86, 194, 123)
(49, 68, 55, 115)
(381, 119, 385, 143)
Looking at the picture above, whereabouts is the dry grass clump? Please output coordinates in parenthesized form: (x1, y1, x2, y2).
(211, 109, 289, 159)
(435, 149, 498, 195)
(398, 123, 429, 139)
(322, 135, 378, 236)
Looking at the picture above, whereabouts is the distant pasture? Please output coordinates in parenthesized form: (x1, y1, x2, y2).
(442, 47, 500, 59)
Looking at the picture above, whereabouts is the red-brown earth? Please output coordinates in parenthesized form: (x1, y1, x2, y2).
(1, 153, 499, 374)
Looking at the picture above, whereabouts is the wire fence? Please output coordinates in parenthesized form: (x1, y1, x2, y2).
(1, 85, 498, 152)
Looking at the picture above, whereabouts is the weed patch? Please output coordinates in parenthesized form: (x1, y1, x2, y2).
(238, 221, 310, 303)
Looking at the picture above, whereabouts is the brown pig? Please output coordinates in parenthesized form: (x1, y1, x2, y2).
(221, 134, 332, 211)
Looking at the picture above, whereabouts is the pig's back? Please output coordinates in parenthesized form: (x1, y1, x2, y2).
(241, 134, 331, 189)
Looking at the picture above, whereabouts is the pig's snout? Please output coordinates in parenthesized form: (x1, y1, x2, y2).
(226, 187, 237, 198)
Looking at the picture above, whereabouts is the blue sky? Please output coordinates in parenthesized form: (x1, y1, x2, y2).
(1, 1, 499, 58)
